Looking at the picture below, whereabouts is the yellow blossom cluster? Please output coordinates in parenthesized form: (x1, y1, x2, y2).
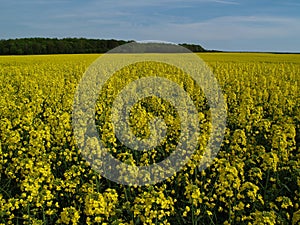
(0, 53, 299, 224)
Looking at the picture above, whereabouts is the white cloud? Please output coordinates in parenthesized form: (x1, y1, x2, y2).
(19, 14, 300, 51)
(136, 16, 300, 42)
(211, 0, 240, 5)
(85, 0, 239, 9)
(4, 0, 70, 4)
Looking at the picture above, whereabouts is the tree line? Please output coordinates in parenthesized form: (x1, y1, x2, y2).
(0, 38, 207, 55)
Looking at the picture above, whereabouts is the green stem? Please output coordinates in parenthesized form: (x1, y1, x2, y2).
(264, 169, 270, 200)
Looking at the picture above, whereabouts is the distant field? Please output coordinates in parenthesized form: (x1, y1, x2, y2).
(2, 52, 300, 66)
(0, 53, 299, 225)
(199, 52, 300, 64)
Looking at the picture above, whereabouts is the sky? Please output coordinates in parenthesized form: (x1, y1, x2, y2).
(1, 0, 300, 52)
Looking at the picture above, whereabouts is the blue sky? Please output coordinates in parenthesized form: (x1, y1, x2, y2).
(1, 0, 299, 52)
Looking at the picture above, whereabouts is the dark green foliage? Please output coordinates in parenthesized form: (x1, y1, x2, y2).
(0, 38, 131, 55)
(179, 43, 206, 52)
(0, 38, 207, 55)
